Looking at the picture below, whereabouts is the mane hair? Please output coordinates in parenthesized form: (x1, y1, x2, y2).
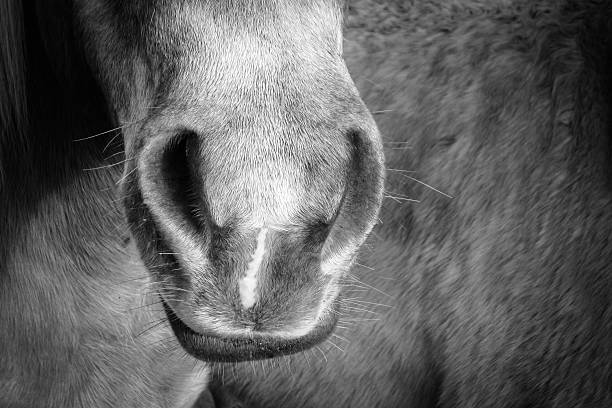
(0, 0, 27, 187)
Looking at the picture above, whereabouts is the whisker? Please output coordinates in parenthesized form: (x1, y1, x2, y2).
(384, 141, 411, 145)
(331, 333, 350, 343)
(340, 306, 380, 314)
(136, 318, 168, 338)
(388, 170, 454, 199)
(103, 150, 125, 161)
(73, 105, 163, 143)
(314, 346, 328, 363)
(340, 317, 381, 323)
(384, 192, 420, 203)
(115, 166, 138, 185)
(342, 299, 393, 308)
(73, 119, 143, 142)
(73, 125, 126, 142)
(83, 158, 131, 172)
(386, 167, 416, 174)
(325, 339, 345, 353)
(354, 262, 374, 271)
(102, 131, 124, 153)
(344, 275, 393, 298)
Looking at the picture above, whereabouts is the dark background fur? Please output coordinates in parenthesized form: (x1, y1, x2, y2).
(207, 1, 612, 406)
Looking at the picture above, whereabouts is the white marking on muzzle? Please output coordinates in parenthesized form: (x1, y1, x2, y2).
(239, 227, 268, 309)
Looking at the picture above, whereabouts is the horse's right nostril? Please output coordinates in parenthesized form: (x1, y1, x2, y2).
(157, 131, 207, 235)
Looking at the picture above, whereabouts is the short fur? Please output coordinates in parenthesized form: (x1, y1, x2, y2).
(0, 2, 211, 407)
(0, 0, 384, 407)
(210, 0, 612, 406)
(0, 0, 26, 186)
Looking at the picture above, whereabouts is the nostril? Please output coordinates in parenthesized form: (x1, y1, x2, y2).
(319, 127, 385, 273)
(158, 131, 207, 233)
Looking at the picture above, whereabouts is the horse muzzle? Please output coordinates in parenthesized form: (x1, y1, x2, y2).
(121, 114, 384, 362)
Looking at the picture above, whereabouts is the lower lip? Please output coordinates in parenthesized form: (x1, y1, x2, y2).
(161, 298, 338, 362)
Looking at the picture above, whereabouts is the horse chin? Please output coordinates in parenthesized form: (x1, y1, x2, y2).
(160, 297, 339, 362)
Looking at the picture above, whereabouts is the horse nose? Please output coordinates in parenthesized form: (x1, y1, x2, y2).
(133, 121, 384, 360)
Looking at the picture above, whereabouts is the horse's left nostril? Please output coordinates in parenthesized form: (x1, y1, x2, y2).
(319, 128, 385, 274)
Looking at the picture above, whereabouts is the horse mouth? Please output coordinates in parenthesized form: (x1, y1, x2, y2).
(161, 297, 338, 362)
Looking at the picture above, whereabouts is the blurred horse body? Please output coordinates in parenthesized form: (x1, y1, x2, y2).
(212, 1, 612, 406)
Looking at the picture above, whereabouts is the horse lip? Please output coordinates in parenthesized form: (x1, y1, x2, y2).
(161, 297, 338, 362)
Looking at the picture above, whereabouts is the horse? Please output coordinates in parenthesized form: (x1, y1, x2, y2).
(207, 0, 612, 406)
(0, 1, 385, 407)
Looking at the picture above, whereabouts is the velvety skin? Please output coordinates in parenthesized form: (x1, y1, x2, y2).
(210, 1, 612, 407)
(0, 0, 384, 407)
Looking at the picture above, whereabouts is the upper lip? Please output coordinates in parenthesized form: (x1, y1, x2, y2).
(128, 172, 339, 362)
